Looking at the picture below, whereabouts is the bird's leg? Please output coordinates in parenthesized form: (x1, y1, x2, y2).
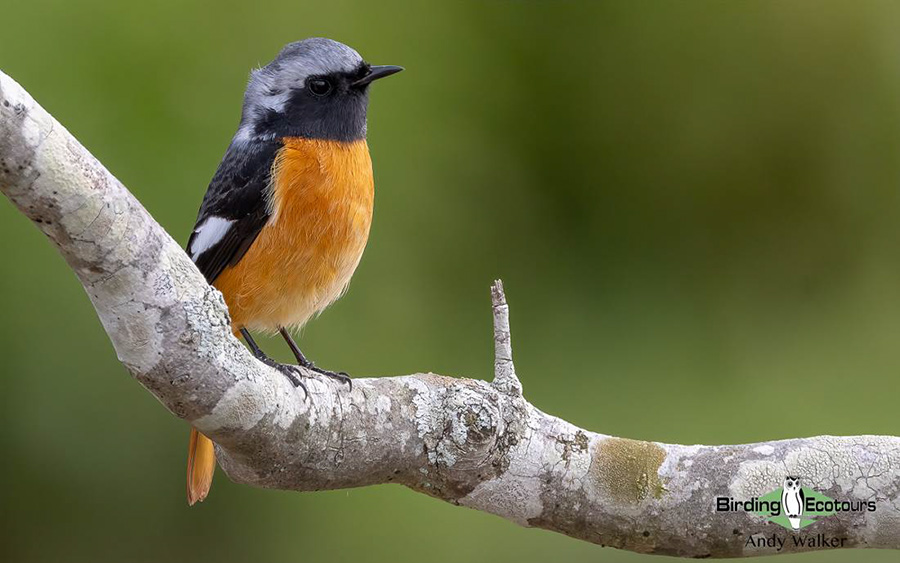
(279, 327, 352, 391)
(240, 328, 308, 398)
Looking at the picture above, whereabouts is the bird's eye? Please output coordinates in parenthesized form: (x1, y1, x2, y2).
(307, 77, 332, 97)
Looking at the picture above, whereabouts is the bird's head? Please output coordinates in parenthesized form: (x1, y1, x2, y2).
(236, 38, 402, 143)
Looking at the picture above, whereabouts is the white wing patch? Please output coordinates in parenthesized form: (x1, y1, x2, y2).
(190, 216, 235, 259)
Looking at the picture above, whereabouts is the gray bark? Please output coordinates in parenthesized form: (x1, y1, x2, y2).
(2, 69, 898, 558)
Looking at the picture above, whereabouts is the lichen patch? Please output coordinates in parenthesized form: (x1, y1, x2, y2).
(592, 437, 666, 504)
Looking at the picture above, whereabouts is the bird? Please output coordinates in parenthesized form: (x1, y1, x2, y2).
(184, 38, 402, 505)
(781, 475, 804, 530)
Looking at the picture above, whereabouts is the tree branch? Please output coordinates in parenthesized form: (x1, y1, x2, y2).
(2, 70, 898, 558)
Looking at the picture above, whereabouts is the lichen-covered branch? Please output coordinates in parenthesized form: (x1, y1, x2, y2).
(2, 70, 898, 558)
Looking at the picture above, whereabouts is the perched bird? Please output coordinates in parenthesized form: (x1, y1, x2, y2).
(184, 38, 401, 505)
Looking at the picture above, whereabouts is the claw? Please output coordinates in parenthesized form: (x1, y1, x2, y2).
(275, 363, 309, 400)
(252, 350, 309, 399)
(309, 366, 352, 392)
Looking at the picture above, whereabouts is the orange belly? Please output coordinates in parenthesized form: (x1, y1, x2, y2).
(214, 137, 374, 332)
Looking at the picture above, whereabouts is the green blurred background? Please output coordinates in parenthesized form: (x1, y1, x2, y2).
(1, 1, 898, 561)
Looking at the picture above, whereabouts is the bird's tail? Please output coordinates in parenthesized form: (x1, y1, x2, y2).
(187, 428, 216, 505)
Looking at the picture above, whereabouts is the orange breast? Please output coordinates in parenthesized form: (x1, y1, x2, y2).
(214, 137, 374, 332)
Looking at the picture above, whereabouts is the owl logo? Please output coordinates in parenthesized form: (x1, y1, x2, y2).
(781, 476, 805, 530)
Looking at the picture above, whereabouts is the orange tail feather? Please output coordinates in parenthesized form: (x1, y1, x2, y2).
(187, 428, 216, 505)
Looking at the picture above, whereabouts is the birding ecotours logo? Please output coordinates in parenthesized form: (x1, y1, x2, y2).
(716, 476, 877, 531)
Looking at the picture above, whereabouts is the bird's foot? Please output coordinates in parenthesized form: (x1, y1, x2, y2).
(277, 327, 352, 391)
(300, 361, 353, 391)
(254, 352, 309, 399)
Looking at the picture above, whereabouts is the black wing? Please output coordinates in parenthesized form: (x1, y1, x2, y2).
(187, 139, 280, 284)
